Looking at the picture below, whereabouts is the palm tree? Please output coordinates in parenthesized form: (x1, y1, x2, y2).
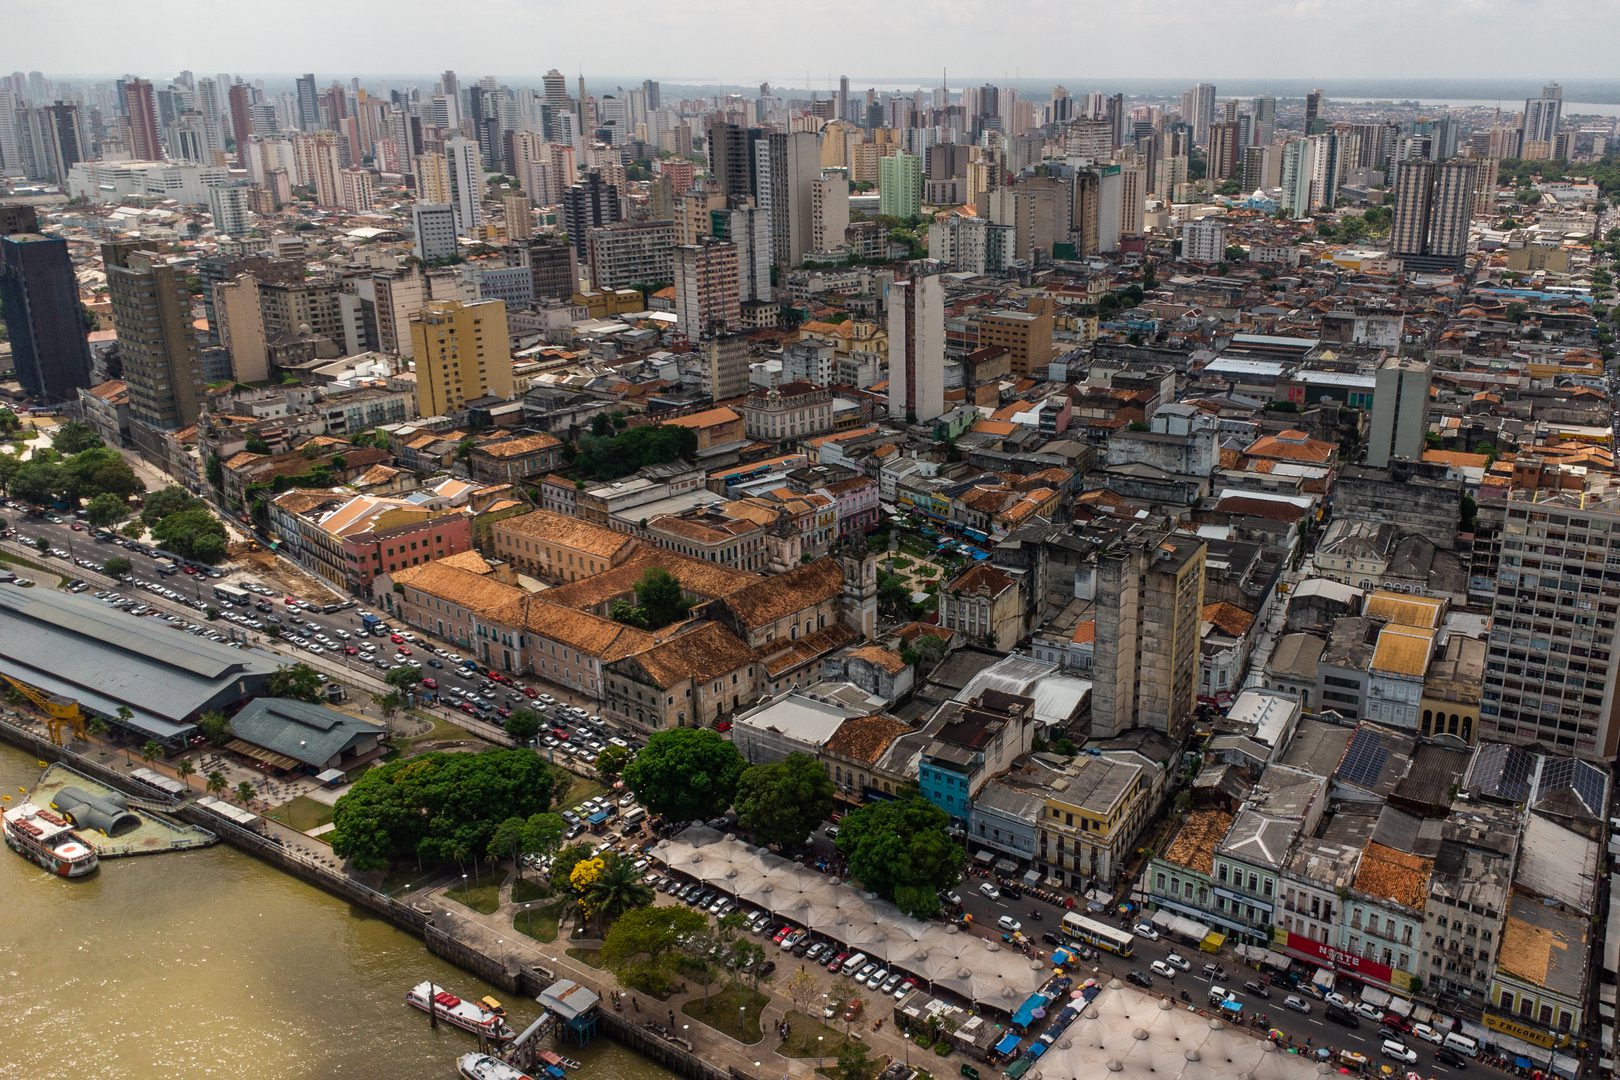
(234, 780, 256, 806)
(139, 740, 163, 769)
(86, 716, 110, 758)
(205, 770, 228, 797)
(176, 758, 196, 789)
(115, 706, 134, 762)
(583, 854, 654, 927)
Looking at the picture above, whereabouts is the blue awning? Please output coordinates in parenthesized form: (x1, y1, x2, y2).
(1027, 1043, 1048, 1060)
(994, 1034, 1022, 1056)
(1011, 992, 1051, 1028)
(588, 810, 610, 824)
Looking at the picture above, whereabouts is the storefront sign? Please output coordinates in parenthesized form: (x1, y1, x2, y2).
(1281, 930, 1395, 986)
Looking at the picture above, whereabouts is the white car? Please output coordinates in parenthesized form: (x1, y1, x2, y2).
(1381, 1041, 1417, 1066)
(1132, 922, 1160, 940)
(1411, 1024, 1443, 1045)
(1354, 1001, 1383, 1022)
(978, 882, 1001, 900)
(996, 915, 1022, 933)
(1150, 960, 1177, 980)
(1164, 952, 1191, 971)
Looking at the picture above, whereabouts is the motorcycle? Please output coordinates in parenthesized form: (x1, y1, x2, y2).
(1028, 909, 1043, 921)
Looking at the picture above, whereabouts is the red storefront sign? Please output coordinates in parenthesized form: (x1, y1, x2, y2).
(1283, 931, 1395, 986)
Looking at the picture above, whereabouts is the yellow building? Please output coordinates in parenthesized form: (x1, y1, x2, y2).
(409, 299, 514, 417)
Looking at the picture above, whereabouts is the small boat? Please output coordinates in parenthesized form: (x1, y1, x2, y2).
(405, 981, 514, 1041)
(457, 1053, 535, 1080)
(3, 802, 98, 877)
(537, 1049, 582, 1072)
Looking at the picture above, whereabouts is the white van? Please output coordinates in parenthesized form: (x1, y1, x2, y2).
(1441, 1032, 1479, 1057)
(840, 951, 868, 975)
(622, 807, 648, 828)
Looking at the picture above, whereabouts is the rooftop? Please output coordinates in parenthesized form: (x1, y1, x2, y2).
(1161, 809, 1234, 876)
(1351, 841, 1432, 910)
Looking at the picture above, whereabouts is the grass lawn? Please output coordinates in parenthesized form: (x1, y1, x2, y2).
(401, 708, 478, 745)
(446, 880, 502, 914)
(682, 986, 769, 1044)
(565, 946, 604, 968)
(514, 899, 564, 943)
(777, 1011, 862, 1059)
(0, 549, 62, 585)
(511, 878, 552, 904)
(264, 795, 335, 833)
(563, 774, 607, 806)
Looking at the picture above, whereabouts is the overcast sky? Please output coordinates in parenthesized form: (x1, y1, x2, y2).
(5, 0, 1614, 84)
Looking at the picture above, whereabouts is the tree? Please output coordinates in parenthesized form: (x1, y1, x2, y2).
(140, 740, 163, 767)
(372, 691, 404, 729)
(581, 852, 654, 924)
(151, 507, 228, 563)
(384, 665, 423, 694)
(329, 748, 564, 871)
(488, 815, 529, 875)
(235, 780, 256, 805)
(12, 461, 61, 505)
(572, 424, 698, 481)
(600, 904, 709, 995)
(85, 492, 129, 530)
(899, 634, 947, 675)
(176, 757, 196, 788)
(783, 966, 821, 1016)
(196, 710, 231, 746)
(141, 485, 205, 526)
(266, 662, 324, 702)
(52, 420, 103, 455)
(0, 409, 19, 435)
(101, 556, 132, 578)
(206, 770, 228, 797)
(33, 535, 49, 553)
(549, 841, 596, 893)
(596, 743, 631, 781)
(504, 707, 543, 743)
(0, 454, 21, 497)
(734, 752, 836, 849)
(60, 448, 142, 503)
(834, 1039, 876, 1080)
(834, 795, 965, 918)
(622, 727, 745, 823)
(522, 812, 566, 862)
(608, 567, 695, 630)
(877, 573, 912, 618)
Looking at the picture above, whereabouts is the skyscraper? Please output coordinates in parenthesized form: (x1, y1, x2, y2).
(760, 130, 820, 269)
(42, 102, 85, 184)
(124, 77, 162, 161)
(1180, 83, 1216, 146)
(1366, 357, 1431, 468)
(707, 120, 762, 203)
(409, 299, 513, 417)
(0, 218, 93, 402)
(1250, 94, 1277, 146)
(228, 83, 254, 168)
(295, 73, 320, 131)
(673, 240, 741, 339)
(444, 136, 483, 236)
(1304, 88, 1325, 134)
(1389, 158, 1478, 272)
(103, 240, 204, 432)
(1520, 81, 1563, 153)
(1208, 121, 1242, 182)
(887, 273, 944, 422)
(561, 170, 622, 263)
(411, 203, 458, 262)
(878, 150, 922, 218)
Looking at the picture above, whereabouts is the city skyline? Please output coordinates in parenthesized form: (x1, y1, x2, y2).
(5, 0, 1617, 82)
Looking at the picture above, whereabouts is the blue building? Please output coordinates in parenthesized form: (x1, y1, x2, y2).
(915, 690, 1038, 823)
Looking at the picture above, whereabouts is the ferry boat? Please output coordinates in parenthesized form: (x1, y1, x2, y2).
(405, 982, 514, 1041)
(2, 801, 98, 877)
(457, 1053, 535, 1080)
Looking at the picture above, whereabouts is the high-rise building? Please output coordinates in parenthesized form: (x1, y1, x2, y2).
(503, 191, 533, 241)
(338, 168, 375, 212)
(1366, 357, 1431, 468)
(0, 224, 93, 402)
(1479, 464, 1620, 760)
(292, 130, 342, 207)
(295, 73, 320, 131)
(124, 77, 162, 161)
(103, 240, 205, 431)
(1389, 158, 1478, 272)
(1279, 133, 1341, 219)
(1181, 219, 1225, 263)
(1250, 94, 1277, 146)
(409, 298, 513, 416)
(228, 83, 254, 167)
(673, 240, 741, 340)
(411, 203, 459, 263)
(887, 273, 944, 422)
(1208, 121, 1242, 182)
(1304, 88, 1325, 134)
(586, 220, 675, 290)
(206, 182, 253, 236)
(707, 121, 761, 203)
(1091, 530, 1207, 740)
(713, 206, 770, 304)
(212, 273, 270, 384)
(1180, 83, 1216, 146)
(809, 177, 849, 252)
(42, 102, 85, 185)
(444, 136, 483, 236)
(416, 151, 451, 203)
(1521, 82, 1563, 152)
(759, 131, 821, 269)
(561, 170, 622, 262)
(878, 150, 922, 218)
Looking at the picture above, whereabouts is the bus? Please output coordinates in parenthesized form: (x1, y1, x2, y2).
(212, 583, 251, 606)
(1060, 912, 1135, 958)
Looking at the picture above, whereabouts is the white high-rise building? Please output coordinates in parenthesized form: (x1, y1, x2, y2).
(412, 203, 459, 262)
(339, 168, 375, 212)
(207, 182, 252, 236)
(887, 273, 945, 422)
(1181, 83, 1217, 146)
(809, 177, 849, 253)
(1181, 219, 1225, 263)
(1521, 82, 1563, 148)
(444, 136, 483, 236)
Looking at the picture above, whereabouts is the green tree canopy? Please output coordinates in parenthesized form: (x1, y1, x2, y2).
(582, 851, 655, 924)
(572, 424, 698, 481)
(734, 752, 836, 849)
(85, 492, 129, 529)
(266, 662, 324, 702)
(600, 904, 710, 995)
(151, 507, 228, 562)
(504, 707, 543, 743)
(60, 447, 143, 503)
(330, 748, 563, 870)
(548, 841, 596, 893)
(834, 794, 964, 918)
(596, 743, 631, 781)
(609, 567, 695, 629)
(384, 665, 423, 693)
(101, 555, 133, 578)
(622, 727, 745, 823)
(11, 461, 61, 505)
(141, 485, 207, 526)
(52, 420, 103, 455)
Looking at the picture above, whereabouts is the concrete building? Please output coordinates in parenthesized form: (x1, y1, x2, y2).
(408, 299, 513, 417)
(938, 563, 1025, 651)
(1181, 219, 1226, 264)
(1366, 357, 1430, 468)
(977, 303, 1055, 379)
(587, 220, 674, 291)
(206, 182, 253, 237)
(212, 273, 271, 384)
(759, 130, 820, 268)
(1093, 531, 1207, 740)
(0, 225, 93, 403)
(102, 241, 204, 433)
(1389, 158, 1477, 273)
(411, 203, 459, 262)
(887, 273, 944, 422)
(809, 177, 850, 252)
(673, 240, 740, 339)
(444, 135, 483, 236)
(879, 150, 922, 218)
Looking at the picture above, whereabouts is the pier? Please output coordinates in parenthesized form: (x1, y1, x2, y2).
(20, 762, 216, 857)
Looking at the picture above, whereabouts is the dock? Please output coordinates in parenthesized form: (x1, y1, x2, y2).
(18, 763, 216, 857)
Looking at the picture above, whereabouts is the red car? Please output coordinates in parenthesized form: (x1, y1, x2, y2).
(390, 633, 404, 643)
(772, 925, 793, 944)
(344, 645, 358, 655)
(459, 702, 479, 715)
(552, 728, 570, 741)
(283, 596, 297, 605)
(489, 672, 509, 685)
(421, 677, 438, 690)
(397, 645, 411, 655)
(496, 706, 512, 719)
(827, 950, 849, 972)
(1382, 1014, 1411, 1033)
(521, 686, 538, 699)
(182, 565, 196, 574)
(70, 523, 84, 531)
(715, 720, 733, 732)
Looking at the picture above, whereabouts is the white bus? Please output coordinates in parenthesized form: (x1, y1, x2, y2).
(212, 583, 251, 606)
(1060, 911, 1136, 958)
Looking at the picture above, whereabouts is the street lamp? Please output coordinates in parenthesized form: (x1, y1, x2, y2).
(818, 1035, 824, 1067)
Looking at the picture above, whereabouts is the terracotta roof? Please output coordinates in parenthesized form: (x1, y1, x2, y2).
(721, 558, 845, 630)
(756, 622, 857, 676)
(1370, 625, 1434, 678)
(542, 547, 760, 612)
(391, 561, 524, 621)
(825, 712, 912, 763)
(946, 562, 1017, 597)
(437, 550, 497, 575)
(1243, 429, 1336, 464)
(1497, 912, 1562, 987)
(1070, 620, 1095, 645)
(1163, 810, 1235, 875)
(496, 510, 639, 560)
(1213, 496, 1309, 522)
(1202, 601, 1255, 638)
(663, 406, 741, 429)
(846, 644, 907, 675)
(1364, 591, 1445, 630)
(1351, 842, 1432, 911)
(511, 597, 655, 661)
(474, 432, 563, 458)
(623, 622, 756, 687)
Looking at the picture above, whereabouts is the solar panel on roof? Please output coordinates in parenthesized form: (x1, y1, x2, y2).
(1338, 728, 1390, 789)
(1535, 757, 1608, 819)
(1497, 746, 1536, 803)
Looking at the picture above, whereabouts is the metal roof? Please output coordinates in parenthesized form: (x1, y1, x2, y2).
(227, 698, 384, 768)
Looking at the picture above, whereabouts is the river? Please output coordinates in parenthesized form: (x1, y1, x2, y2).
(0, 742, 673, 1080)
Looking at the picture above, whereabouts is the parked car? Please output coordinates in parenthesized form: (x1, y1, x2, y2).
(1434, 1049, 1470, 1070)
(978, 882, 1001, 900)
(1164, 953, 1191, 971)
(1127, 970, 1153, 989)
(1283, 995, 1311, 1014)
(996, 915, 1022, 933)
(1380, 1041, 1417, 1066)
(1242, 980, 1270, 999)
(1412, 1024, 1443, 1045)
(1354, 1002, 1383, 1022)
(1132, 922, 1160, 940)
(1150, 960, 1177, 979)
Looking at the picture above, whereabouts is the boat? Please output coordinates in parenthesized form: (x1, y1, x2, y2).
(536, 1049, 582, 1073)
(404, 982, 514, 1041)
(457, 1053, 535, 1080)
(2, 801, 98, 877)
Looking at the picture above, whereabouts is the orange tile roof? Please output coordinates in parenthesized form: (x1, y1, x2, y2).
(824, 712, 912, 763)
(1202, 602, 1255, 638)
(722, 558, 845, 629)
(1352, 842, 1432, 910)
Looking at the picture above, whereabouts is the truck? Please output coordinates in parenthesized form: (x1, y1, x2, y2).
(361, 612, 382, 632)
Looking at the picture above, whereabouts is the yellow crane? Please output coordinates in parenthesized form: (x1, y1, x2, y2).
(0, 673, 85, 747)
